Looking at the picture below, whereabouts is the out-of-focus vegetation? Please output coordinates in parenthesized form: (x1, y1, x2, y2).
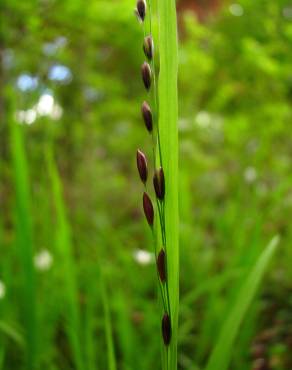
(0, 0, 292, 369)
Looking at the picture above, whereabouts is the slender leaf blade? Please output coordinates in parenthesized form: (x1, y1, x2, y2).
(205, 235, 280, 370)
(10, 117, 36, 369)
(157, 1, 179, 369)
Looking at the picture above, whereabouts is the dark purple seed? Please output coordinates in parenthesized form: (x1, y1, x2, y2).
(157, 249, 166, 283)
(141, 101, 153, 132)
(161, 313, 171, 346)
(136, 149, 148, 184)
(143, 192, 154, 227)
(141, 62, 152, 91)
(136, 0, 146, 22)
(153, 167, 165, 200)
(143, 35, 153, 60)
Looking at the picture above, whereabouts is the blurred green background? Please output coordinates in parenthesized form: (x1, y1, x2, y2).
(1, 0, 292, 369)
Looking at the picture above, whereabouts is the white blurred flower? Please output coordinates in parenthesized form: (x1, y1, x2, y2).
(133, 249, 154, 266)
(36, 93, 54, 116)
(0, 280, 6, 299)
(16, 92, 63, 125)
(34, 249, 53, 271)
(195, 111, 212, 128)
(36, 93, 63, 119)
(16, 109, 37, 125)
(244, 166, 257, 184)
(50, 104, 63, 120)
(195, 111, 223, 130)
(229, 4, 244, 17)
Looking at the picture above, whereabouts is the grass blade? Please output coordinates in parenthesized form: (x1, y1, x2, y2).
(46, 147, 85, 370)
(157, 1, 179, 369)
(0, 321, 24, 347)
(9, 116, 37, 369)
(205, 235, 280, 370)
(100, 270, 116, 370)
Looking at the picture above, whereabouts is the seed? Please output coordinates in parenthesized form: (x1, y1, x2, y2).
(141, 101, 153, 132)
(161, 313, 171, 346)
(143, 35, 154, 60)
(136, 0, 146, 22)
(143, 192, 154, 227)
(136, 149, 148, 184)
(153, 167, 165, 200)
(157, 249, 166, 283)
(141, 62, 152, 91)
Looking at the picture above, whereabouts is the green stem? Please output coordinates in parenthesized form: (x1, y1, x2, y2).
(157, 1, 179, 370)
(148, 0, 163, 168)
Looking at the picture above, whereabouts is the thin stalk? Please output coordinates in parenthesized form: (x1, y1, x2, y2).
(9, 97, 37, 370)
(46, 147, 85, 370)
(148, 0, 163, 168)
(100, 269, 117, 370)
(136, 1, 179, 369)
(157, 1, 179, 370)
(143, 1, 169, 322)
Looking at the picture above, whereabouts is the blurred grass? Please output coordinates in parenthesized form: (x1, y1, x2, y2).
(46, 147, 85, 370)
(206, 235, 279, 370)
(9, 102, 36, 369)
(100, 270, 116, 370)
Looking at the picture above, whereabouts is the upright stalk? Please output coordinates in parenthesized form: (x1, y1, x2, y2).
(9, 97, 37, 370)
(46, 147, 85, 370)
(135, 1, 179, 369)
(157, 2, 179, 369)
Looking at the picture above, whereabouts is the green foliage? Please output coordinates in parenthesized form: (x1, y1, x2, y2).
(206, 236, 279, 370)
(9, 103, 36, 369)
(46, 148, 84, 370)
(100, 271, 117, 370)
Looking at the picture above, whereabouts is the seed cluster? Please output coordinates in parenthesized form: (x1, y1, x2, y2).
(135, 0, 171, 349)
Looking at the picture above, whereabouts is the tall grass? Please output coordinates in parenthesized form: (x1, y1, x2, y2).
(100, 269, 117, 370)
(136, 0, 179, 369)
(157, 1, 179, 369)
(9, 107, 37, 369)
(205, 235, 279, 370)
(46, 147, 85, 370)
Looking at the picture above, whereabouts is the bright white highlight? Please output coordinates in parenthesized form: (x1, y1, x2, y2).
(16, 92, 63, 125)
(133, 249, 154, 265)
(34, 249, 53, 271)
(229, 4, 244, 16)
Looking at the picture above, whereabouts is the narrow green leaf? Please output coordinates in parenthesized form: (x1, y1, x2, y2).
(10, 115, 36, 369)
(157, 1, 179, 369)
(46, 148, 85, 370)
(205, 235, 280, 370)
(100, 271, 117, 370)
(0, 321, 24, 347)
(0, 347, 4, 370)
